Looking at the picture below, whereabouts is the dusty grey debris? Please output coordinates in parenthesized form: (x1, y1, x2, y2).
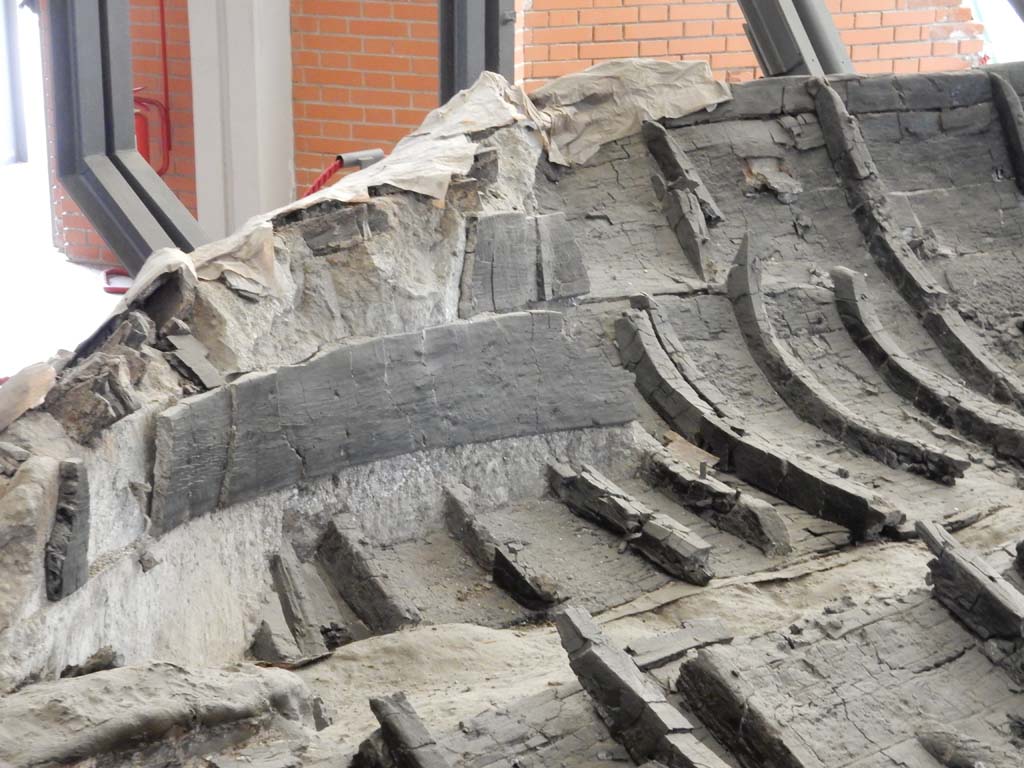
(554, 604, 729, 768)
(990, 73, 1024, 195)
(317, 517, 422, 633)
(643, 447, 792, 556)
(44, 459, 90, 601)
(535, 212, 590, 301)
(151, 311, 635, 535)
(626, 619, 732, 671)
(60, 646, 122, 678)
(917, 521, 1024, 640)
(166, 333, 225, 389)
(362, 692, 452, 768)
(0, 663, 319, 767)
(492, 546, 560, 610)
(136, 546, 160, 572)
(730, 235, 969, 485)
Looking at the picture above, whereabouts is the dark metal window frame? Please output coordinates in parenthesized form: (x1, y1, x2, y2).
(440, 0, 515, 104)
(737, 0, 852, 78)
(49, 0, 205, 274)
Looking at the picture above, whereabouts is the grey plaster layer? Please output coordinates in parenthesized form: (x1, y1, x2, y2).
(44, 459, 90, 601)
(833, 267, 1024, 467)
(151, 311, 635, 535)
(679, 593, 1024, 768)
(0, 662, 319, 768)
(555, 605, 729, 768)
(917, 521, 1024, 640)
(0, 457, 58, 634)
(728, 235, 969, 484)
(616, 309, 899, 538)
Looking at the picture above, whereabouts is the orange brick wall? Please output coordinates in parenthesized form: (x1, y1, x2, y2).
(521, 0, 985, 89)
(290, 0, 440, 194)
(291, 0, 983, 195)
(40, 0, 984, 265)
(43, 0, 197, 267)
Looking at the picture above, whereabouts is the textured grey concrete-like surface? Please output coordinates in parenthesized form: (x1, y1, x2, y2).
(3, 62, 1024, 768)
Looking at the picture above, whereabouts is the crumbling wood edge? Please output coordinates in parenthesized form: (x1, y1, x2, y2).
(547, 463, 714, 586)
(727, 235, 969, 485)
(641, 448, 792, 557)
(917, 521, 1024, 640)
(832, 267, 1024, 469)
(990, 73, 1024, 195)
(641, 120, 721, 281)
(813, 78, 1024, 412)
(615, 309, 899, 540)
(268, 544, 330, 657)
(554, 604, 731, 768)
(355, 692, 453, 768)
(633, 294, 740, 424)
(443, 484, 560, 610)
(45, 459, 91, 601)
(317, 518, 422, 634)
(676, 640, 808, 768)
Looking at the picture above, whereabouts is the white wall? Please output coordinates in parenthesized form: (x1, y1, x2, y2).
(188, 0, 294, 240)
